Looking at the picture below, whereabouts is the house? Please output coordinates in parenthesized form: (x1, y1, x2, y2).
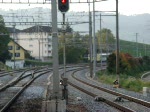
(7, 26, 53, 62)
(7, 25, 72, 62)
(6, 40, 29, 69)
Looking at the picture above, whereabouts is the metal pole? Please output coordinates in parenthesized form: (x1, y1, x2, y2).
(145, 42, 146, 56)
(13, 25, 16, 69)
(93, 0, 96, 78)
(136, 33, 138, 57)
(51, 0, 60, 98)
(62, 13, 68, 103)
(106, 30, 108, 53)
(116, 0, 120, 83)
(38, 39, 40, 61)
(89, 2, 93, 78)
(100, 13, 103, 68)
(63, 13, 66, 78)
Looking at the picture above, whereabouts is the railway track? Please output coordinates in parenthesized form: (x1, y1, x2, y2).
(0, 67, 44, 89)
(0, 67, 52, 112)
(0, 67, 44, 77)
(67, 68, 150, 112)
(0, 65, 84, 112)
(1, 65, 148, 112)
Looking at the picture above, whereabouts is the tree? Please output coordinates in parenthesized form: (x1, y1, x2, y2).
(107, 52, 143, 76)
(66, 23, 73, 33)
(58, 28, 89, 64)
(59, 45, 86, 64)
(96, 28, 115, 53)
(0, 15, 11, 63)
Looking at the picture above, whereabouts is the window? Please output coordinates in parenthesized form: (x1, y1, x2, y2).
(15, 53, 20, 57)
(29, 45, 33, 47)
(16, 46, 20, 50)
(9, 53, 13, 57)
(48, 44, 51, 48)
(48, 50, 51, 53)
(49, 33, 52, 36)
(8, 46, 13, 50)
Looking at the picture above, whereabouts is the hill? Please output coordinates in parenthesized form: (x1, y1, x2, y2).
(120, 39, 150, 57)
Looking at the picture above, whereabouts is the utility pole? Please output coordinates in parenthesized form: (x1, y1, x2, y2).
(38, 39, 40, 61)
(62, 13, 68, 104)
(99, 13, 103, 68)
(144, 41, 147, 56)
(51, 0, 59, 98)
(116, 0, 120, 83)
(38, 8, 44, 61)
(89, 2, 93, 78)
(12, 12, 16, 69)
(62, 14, 66, 79)
(44, 0, 65, 112)
(13, 25, 16, 69)
(136, 33, 138, 57)
(42, 0, 66, 112)
(93, 0, 96, 78)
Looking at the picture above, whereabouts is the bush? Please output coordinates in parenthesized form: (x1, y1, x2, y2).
(25, 60, 52, 66)
(107, 53, 150, 77)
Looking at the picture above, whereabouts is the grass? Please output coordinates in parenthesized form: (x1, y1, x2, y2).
(97, 71, 150, 92)
(0, 61, 12, 71)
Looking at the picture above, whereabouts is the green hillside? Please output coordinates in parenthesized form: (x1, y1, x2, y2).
(119, 40, 150, 57)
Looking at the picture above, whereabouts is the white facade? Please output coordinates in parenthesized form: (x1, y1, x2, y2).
(13, 32, 52, 62)
(6, 60, 24, 69)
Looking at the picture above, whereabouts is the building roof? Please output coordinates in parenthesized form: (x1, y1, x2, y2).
(7, 25, 69, 33)
(6, 27, 21, 33)
(21, 25, 52, 33)
(9, 39, 28, 53)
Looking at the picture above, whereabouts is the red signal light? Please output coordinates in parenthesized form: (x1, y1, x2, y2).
(58, 0, 69, 12)
(62, 0, 67, 4)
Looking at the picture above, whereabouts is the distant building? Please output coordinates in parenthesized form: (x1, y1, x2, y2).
(6, 40, 29, 69)
(7, 25, 72, 62)
(7, 26, 53, 62)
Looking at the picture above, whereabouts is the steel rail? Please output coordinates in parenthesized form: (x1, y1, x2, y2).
(69, 70, 136, 112)
(72, 71, 150, 108)
(0, 65, 87, 112)
(0, 67, 38, 77)
(0, 69, 52, 112)
(59, 67, 135, 112)
(0, 67, 42, 91)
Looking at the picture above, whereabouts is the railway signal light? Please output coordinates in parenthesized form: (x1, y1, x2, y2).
(58, 0, 69, 13)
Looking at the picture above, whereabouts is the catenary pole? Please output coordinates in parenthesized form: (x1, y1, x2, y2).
(93, 0, 96, 78)
(136, 33, 138, 57)
(89, 2, 93, 78)
(116, 0, 120, 83)
(51, 0, 60, 98)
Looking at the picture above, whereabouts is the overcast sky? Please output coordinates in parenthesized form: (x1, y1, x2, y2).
(0, 0, 150, 15)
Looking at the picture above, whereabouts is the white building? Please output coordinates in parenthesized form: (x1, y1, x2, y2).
(8, 26, 53, 62)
